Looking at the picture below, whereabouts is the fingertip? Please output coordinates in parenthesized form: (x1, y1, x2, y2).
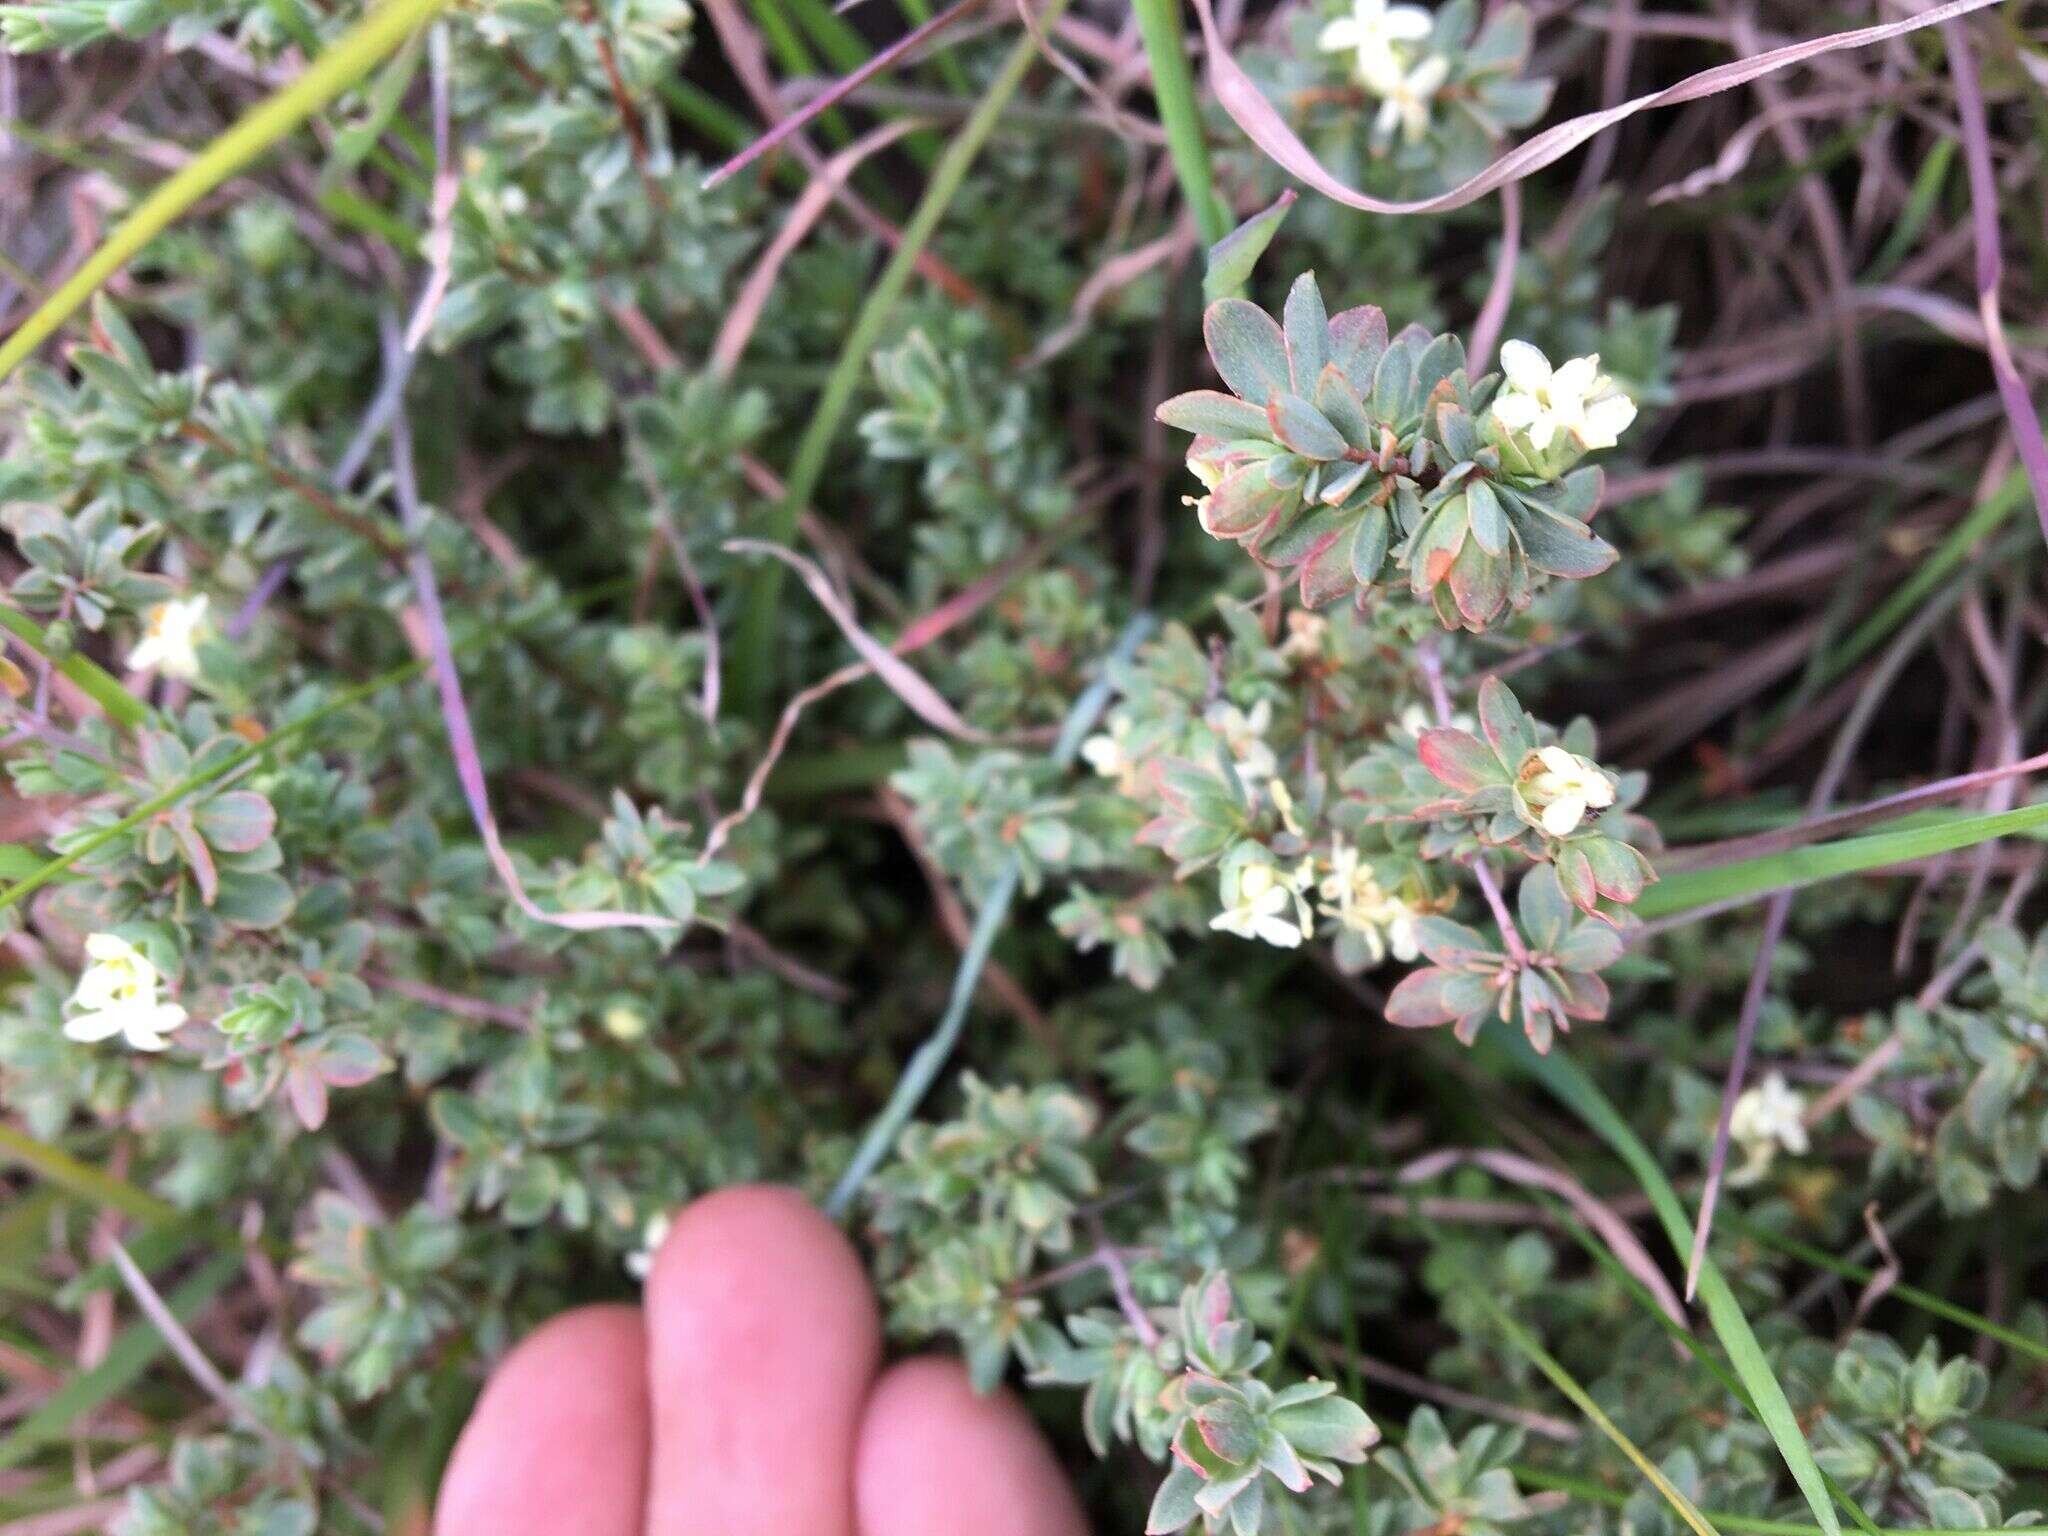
(856, 1357, 1089, 1536)
(434, 1304, 649, 1536)
(644, 1184, 881, 1536)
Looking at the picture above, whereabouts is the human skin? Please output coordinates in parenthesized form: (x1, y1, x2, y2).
(433, 1184, 1089, 1536)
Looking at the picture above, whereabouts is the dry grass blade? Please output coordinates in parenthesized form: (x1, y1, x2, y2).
(1942, 18, 2048, 549)
(712, 116, 928, 379)
(1397, 1147, 1687, 1329)
(725, 538, 993, 743)
(703, 0, 978, 189)
(1186, 0, 2000, 219)
(384, 320, 676, 933)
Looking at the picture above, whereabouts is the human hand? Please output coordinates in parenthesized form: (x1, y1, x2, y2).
(433, 1184, 1088, 1536)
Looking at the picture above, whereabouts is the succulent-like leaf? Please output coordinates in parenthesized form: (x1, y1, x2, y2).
(1157, 390, 1272, 438)
(1282, 273, 1329, 392)
(1204, 299, 1291, 406)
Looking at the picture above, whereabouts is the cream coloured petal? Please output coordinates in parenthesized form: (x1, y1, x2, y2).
(1550, 354, 1599, 402)
(1535, 746, 1578, 776)
(1408, 55, 1449, 94)
(1255, 915, 1306, 948)
(1498, 340, 1551, 393)
(1526, 414, 1558, 451)
(84, 932, 135, 962)
(1581, 394, 1637, 449)
(1387, 915, 1420, 962)
(1489, 392, 1540, 430)
(1583, 774, 1617, 809)
(1355, 41, 1404, 91)
(72, 972, 122, 1010)
(1385, 5, 1433, 38)
(64, 1010, 126, 1043)
(1540, 796, 1585, 837)
(1317, 17, 1363, 51)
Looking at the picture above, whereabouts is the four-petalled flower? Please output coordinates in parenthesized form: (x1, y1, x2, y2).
(1211, 858, 1314, 949)
(1374, 53, 1450, 142)
(65, 933, 186, 1052)
(1518, 745, 1616, 837)
(126, 595, 210, 680)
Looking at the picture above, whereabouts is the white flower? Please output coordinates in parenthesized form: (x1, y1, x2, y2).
(1518, 745, 1616, 837)
(602, 1001, 649, 1042)
(1082, 714, 1131, 778)
(1082, 715, 1149, 797)
(625, 1211, 672, 1281)
(1490, 341, 1638, 455)
(1205, 699, 1278, 783)
(1398, 702, 1475, 738)
(1317, 0, 1433, 92)
(65, 933, 186, 1052)
(1317, 841, 1423, 966)
(126, 595, 209, 680)
(1211, 858, 1314, 949)
(1727, 1072, 1808, 1187)
(1374, 53, 1450, 142)
(1278, 610, 1330, 662)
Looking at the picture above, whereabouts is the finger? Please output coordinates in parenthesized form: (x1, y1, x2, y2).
(434, 1304, 650, 1536)
(643, 1184, 881, 1536)
(855, 1357, 1089, 1536)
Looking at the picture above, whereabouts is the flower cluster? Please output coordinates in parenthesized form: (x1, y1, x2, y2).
(1157, 271, 1637, 629)
(1318, 0, 1446, 143)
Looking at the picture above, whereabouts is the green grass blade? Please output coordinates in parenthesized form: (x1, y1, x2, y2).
(1638, 800, 2048, 919)
(731, 0, 1075, 717)
(1473, 1288, 1721, 1536)
(0, 1124, 181, 1225)
(0, 0, 448, 382)
(893, 0, 971, 94)
(1978, 1419, 2048, 1471)
(0, 1250, 239, 1470)
(1815, 467, 2027, 693)
(0, 656, 424, 915)
(823, 613, 1152, 1216)
(1722, 1215, 2048, 1365)
(1513, 1467, 2048, 1536)
(1133, 0, 1230, 247)
(1500, 1037, 1842, 1536)
(0, 608, 152, 729)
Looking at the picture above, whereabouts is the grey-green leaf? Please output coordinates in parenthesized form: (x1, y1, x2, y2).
(1205, 299, 1291, 407)
(1203, 189, 1295, 302)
